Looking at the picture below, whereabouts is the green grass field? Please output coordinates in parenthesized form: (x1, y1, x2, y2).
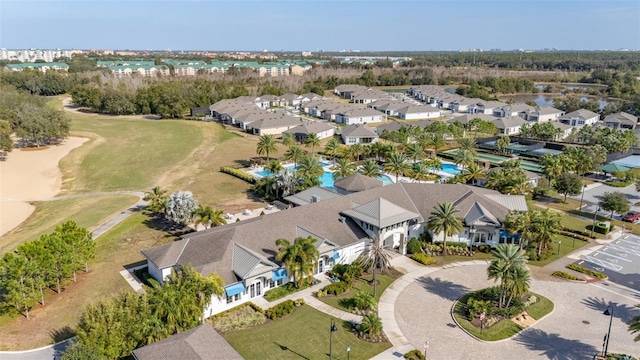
(0, 194, 138, 256)
(318, 274, 395, 312)
(223, 305, 391, 360)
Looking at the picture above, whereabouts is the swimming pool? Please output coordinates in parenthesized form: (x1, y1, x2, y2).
(252, 167, 395, 188)
(439, 163, 462, 175)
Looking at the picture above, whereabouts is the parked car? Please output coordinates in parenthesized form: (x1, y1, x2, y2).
(622, 211, 640, 223)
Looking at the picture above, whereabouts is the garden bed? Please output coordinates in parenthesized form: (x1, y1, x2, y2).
(318, 273, 397, 312)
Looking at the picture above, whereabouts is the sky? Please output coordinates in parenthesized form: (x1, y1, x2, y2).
(1, 0, 639, 51)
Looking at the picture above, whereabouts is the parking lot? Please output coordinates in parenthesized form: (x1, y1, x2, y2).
(569, 183, 640, 220)
(575, 233, 640, 291)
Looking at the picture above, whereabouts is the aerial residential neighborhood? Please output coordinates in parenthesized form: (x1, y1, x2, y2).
(1, 1, 640, 360)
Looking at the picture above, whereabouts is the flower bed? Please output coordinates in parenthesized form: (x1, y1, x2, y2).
(566, 264, 607, 279)
(552, 271, 580, 281)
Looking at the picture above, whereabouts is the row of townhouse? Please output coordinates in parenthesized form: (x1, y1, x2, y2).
(162, 59, 315, 77)
(96, 60, 170, 76)
(141, 181, 527, 317)
(0, 48, 81, 62)
(209, 97, 301, 136)
(367, 99, 441, 119)
(4, 62, 69, 73)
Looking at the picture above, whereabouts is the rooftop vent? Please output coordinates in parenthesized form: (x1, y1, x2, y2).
(339, 216, 346, 223)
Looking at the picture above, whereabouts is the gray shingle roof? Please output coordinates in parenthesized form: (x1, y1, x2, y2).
(334, 174, 383, 192)
(464, 202, 501, 227)
(282, 121, 334, 136)
(284, 186, 344, 206)
(131, 323, 243, 360)
(342, 198, 419, 228)
(341, 124, 378, 138)
(560, 108, 600, 120)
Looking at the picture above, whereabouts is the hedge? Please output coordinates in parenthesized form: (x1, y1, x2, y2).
(322, 281, 351, 296)
(220, 167, 255, 183)
(552, 271, 579, 281)
(566, 264, 607, 279)
(411, 253, 436, 265)
(265, 300, 295, 320)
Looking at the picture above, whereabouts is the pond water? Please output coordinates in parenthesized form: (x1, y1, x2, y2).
(502, 94, 609, 109)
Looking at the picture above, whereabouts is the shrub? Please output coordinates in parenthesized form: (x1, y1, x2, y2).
(328, 264, 363, 284)
(264, 282, 309, 302)
(552, 271, 579, 281)
(220, 167, 256, 183)
(293, 298, 305, 307)
(406, 237, 422, 254)
(411, 253, 436, 265)
(248, 302, 264, 314)
(322, 281, 351, 296)
(475, 245, 492, 253)
(265, 300, 295, 320)
(211, 304, 266, 332)
(523, 295, 538, 307)
(566, 264, 607, 278)
(404, 349, 426, 360)
(352, 291, 376, 311)
(359, 313, 383, 337)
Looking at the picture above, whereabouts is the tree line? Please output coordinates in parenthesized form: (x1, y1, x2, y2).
(0, 86, 70, 150)
(0, 221, 95, 319)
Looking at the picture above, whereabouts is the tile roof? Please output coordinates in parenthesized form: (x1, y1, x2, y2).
(341, 124, 378, 138)
(334, 174, 383, 192)
(342, 198, 419, 228)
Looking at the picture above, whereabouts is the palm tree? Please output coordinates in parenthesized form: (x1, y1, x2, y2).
(629, 304, 640, 342)
(454, 148, 475, 170)
(540, 153, 566, 181)
(457, 137, 477, 156)
(463, 162, 485, 186)
(143, 186, 168, 213)
(486, 244, 529, 308)
(504, 264, 531, 308)
(530, 209, 561, 257)
(266, 159, 283, 174)
(304, 133, 321, 154)
(428, 132, 446, 153)
(359, 159, 382, 178)
(332, 157, 356, 180)
(359, 235, 393, 297)
(369, 141, 386, 161)
(194, 205, 225, 229)
(410, 161, 431, 183)
(347, 143, 365, 162)
(275, 168, 299, 197)
(405, 142, 424, 164)
(360, 313, 383, 337)
(275, 236, 320, 288)
(352, 291, 376, 311)
(296, 154, 323, 186)
(427, 202, 464, 256)
(281, 132, 297, 148)
(425, 156, 442, 176)
(324, 137, 342, 164)
(383, 152, 411, 183)
(495, 135, 511, 154)
(284, 145, 304, 167)
(256, 134, 278, 162)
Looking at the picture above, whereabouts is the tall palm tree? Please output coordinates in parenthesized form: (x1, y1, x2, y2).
(347, 143, 365, 162)
(405, 142, 424, 164)
(359, 159, 382, 178)
(425, 156, 442, 176)
(324, 137, 342, 164)
(454, 148, 475, 170)
(504, 263, 531, 308)
(143, 186, 168, 213)
(194, 205, 225, 229)
(360, 235, 393, 297)
(296, 154, 323, 186)
(383, 152, 411, 183)
(370, 141, 386, 161)
(540, 153, 566, 181)
(332, 157, 356, 180)
(463, 162, 485, 186)
(275, 236, 320, 288)
(281, 132, 297, 148)
(304, 133, 321, 154)
(629, 304, 640, 342)
(275, 168, 299, 197)
(486, 244, 529, 308)
(457, 137, 477, 155)
(495, 135, 511, 154)
(410, 161, 431, 183)
(266, 159, 283, 174)
(427, 202, 464, 256)
(256, 134, 278, 163)
(284, 145, 304, 167)
(530, 209, 561, 257)
(428, 132, 446, 153)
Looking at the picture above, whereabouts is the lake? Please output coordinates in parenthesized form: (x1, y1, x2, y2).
(501, 94, 609, 109)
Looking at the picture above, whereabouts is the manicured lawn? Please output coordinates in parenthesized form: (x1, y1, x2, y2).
(0, 212, 175, 350)
(223, 305, 391, 360)
(528, 234, 590, 267)
(318, 274, 395, 312)
(453, 291, 553, 341)
(0, 194, 138, 255)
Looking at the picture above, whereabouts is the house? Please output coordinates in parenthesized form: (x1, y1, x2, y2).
(602, 112, 638, 130)
(493, 104, 535, 119)
(140, 183, 526, 317)
(523, 106, 564, 123)
(335, 108, 385, 125)
(396, 104, 441, 120)
(370, 101, 406, 116)
(492, 115, 528, 135)
(190, 107, 211, 118)
(340, 124, 379, 145)
(468, 101, 508, 115)
(282, 121, 335, 141)
(244, 115, 301, 136)
(131, 324, 243, 360)
(558, 109, 600, 127)
(551, 122, 574, 140)
(5, 62, 69, 73)
(447, 113, 501, 127)
(281, 93, 304, 106)
(299, 92, 323, 103)
(450, 98, 482, 113)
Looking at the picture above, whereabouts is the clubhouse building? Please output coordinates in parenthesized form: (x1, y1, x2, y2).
(141, 182, 526, 317)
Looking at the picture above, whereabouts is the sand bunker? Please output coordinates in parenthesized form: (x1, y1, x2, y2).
(0, 137, 88, 236)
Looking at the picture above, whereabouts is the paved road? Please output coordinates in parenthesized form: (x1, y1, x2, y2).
(392, 264, 639, 359)
(576, 233, 640, 291)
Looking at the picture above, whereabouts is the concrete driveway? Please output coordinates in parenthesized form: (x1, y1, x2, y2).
(392, 264, 639, 359)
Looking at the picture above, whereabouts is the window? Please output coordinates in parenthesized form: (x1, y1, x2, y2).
(226, 296, 233, 304)
(277, 279, 284, 286)
(234, 293, 240, 301)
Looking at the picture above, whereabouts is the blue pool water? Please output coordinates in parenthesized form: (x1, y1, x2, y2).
(253, 167, 395, 188)
(439, 163, 462, 175)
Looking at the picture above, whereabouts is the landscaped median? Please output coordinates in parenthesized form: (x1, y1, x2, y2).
(452, 289, 554, 341)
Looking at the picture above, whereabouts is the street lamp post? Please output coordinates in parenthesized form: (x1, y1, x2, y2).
(329, 319, 338, 360)
(557, 240, 562, 255)
(591, 207, 600, 238)
(579, 184, 587, 212)
(347, 345, 351, 360)
(603, 306, 614, 357)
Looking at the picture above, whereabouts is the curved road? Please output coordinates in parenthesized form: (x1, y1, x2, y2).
(378, 262, 640, 360)
(0, 191, 147, 360)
